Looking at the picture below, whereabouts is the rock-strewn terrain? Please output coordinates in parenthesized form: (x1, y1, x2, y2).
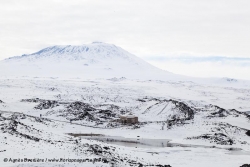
(1, 78, 250, 167)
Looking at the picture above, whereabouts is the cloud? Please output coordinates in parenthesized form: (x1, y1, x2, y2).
(1, 0, 250, 79)
(1, 0, 250, 59)
(144, 55, 250, 66)
(144, 55, 250, 80)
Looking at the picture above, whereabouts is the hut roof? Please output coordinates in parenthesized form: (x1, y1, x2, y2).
(120, 114, 137, 118)
(126, 115, 137, 118)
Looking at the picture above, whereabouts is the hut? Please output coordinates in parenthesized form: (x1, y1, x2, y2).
(119, 114, 138, 124)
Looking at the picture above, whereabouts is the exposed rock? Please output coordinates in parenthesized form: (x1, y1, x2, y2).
(98, 109, 116, 118)
(75, 111, 96, 121)
(57, 101, 118, 123)
(206, 105, 243, 118)
(142, 98, 195, 128)
(21, 98, 59, 110)
(137, 99, 146, 102)
(21, 98, 44, 103)
(48, 87, 59, 91)
(0, 113, 61, 144)
(240, 165, 250, 167)
(209, 107, 230, 117)
(187, 133, 234, 145)
(166, 99, 194, 128)
(0, 118, 41, 142)
(57, 101, 98, 122)
(82, 144, 172, 167)
(34, 100, 59, 110)
(169, 99, 194, 119)
(246, 130, 250, 137)
(67, 101, 95, 111)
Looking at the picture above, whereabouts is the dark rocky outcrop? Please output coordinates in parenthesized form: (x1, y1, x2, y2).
(67, 101, 95, 111)
(206, 105, 246, 118)
(240, 164, 250, 167)
(65, 101, 96, 121)
(246, 130, 250, 137)
(82, 144, 172, 167)
(34, 100, 59, 110)
(21, 98, 44, 103)
(21, 98, 59, 110)
(165, 99, 194, 128)
(209, 106, 230, 117)
(168, 99, 194, 120)
(0, 113, 62, 144)
(0, 115, 41, 142)
(143, 98, 194, 127)
(187, 133, 234, 145)
(58, 101, 118, 123)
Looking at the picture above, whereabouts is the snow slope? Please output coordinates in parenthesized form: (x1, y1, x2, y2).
(0, 42, 177, 80)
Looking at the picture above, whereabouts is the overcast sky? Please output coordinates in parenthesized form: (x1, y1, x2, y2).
(1, 0, 250, 79)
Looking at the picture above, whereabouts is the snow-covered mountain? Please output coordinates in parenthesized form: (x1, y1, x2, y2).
(1, 42, 249, 88)
(0, 42, 176, 80)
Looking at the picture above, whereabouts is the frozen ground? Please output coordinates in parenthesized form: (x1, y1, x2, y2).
(0, 77, 250, 167)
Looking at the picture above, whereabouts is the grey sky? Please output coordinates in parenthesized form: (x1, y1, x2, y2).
(1, 0, 250, 79)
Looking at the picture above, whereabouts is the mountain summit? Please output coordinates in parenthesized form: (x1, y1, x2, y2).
(0, 42, 174, 79)
(6, 42, 140, 62)
(7, 42, 136, 62)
